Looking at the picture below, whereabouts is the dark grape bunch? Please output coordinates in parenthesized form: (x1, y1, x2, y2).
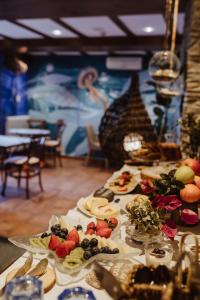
(154, 170, 184, 196)
(40, 224, 69, 240)
(80, 238, 119, 260)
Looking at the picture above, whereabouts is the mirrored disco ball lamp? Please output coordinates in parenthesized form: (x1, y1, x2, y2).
(123, 133, 143, 153)
(149, 0, 181, 84)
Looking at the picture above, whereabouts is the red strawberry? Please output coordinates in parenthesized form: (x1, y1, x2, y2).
(121, 171, 131, 181)
(85, 229, 95, 235)
(48, 235, 60, 250)
(96, 228, 112, 238)
(67, 229, 80, 246)
(96, 220, 108, 231)
(64, 240, 76, 251)
(108, 217, 118, 229)
(56, 241, 71, 258)
(87, 222, 96, 231)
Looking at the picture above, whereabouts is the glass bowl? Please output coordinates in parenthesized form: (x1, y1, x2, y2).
(145, 241, 173, 267)
(58, 287, 96, 300)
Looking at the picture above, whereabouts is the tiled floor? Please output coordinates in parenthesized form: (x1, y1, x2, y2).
(0, 158, 112, 237)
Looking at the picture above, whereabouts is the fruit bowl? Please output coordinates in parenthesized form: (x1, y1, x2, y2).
(54, 250, 123, 275)
(9, 214, 124, 276)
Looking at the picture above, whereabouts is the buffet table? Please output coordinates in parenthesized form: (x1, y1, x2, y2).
(0, 164, 199, 299)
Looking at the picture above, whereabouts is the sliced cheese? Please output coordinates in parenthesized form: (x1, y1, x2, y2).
(84, 196, 108, 211)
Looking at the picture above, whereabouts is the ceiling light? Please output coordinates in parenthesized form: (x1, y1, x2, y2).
(52, 29, 62, 36)
(143, 26, 154, 33)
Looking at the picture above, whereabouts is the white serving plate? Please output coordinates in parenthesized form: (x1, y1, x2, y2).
(77, 196, 120, 219)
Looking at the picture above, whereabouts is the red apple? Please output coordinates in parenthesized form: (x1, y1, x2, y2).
(182, 158, 200, 176)
(194, 176, 200, 189)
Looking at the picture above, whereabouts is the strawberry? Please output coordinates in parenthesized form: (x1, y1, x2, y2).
(87, 222, 96, 231)
(121, 171, 131, 180)
(67, 229, 80, 246)
(96, 220, 108, 231)
(48, 234, 60, 250)
(85, 229, 95, 235)
(107, 217, 118, 229)
(56, 241, 71, 258)
(64, 240, 76, 251)
(96, 228, 112, 238)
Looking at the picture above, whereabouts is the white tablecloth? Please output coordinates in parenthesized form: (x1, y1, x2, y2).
(0, 164, 199, 299)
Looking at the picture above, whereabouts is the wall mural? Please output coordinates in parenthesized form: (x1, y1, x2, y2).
(27, 56, 131, 156)
(0, 55, 182, 154)
(0, 67, 28, 133)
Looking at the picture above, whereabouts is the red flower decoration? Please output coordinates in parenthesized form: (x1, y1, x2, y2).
(140, 179, 155, 195)
(160, 220, 177, 239)
(181, 209, 199, 225)
(152, 195, 182, 211)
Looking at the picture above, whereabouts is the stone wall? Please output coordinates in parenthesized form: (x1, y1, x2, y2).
(183, 0, 200, 115)
(181, 0, 200, 158)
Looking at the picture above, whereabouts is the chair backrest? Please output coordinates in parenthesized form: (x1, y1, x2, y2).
(47, 119, 66, 141)
(57, 120, 66, 141)
(85, 125, 100, 150)
(27, 119, 46, 129)
(28, 137, 46, 160)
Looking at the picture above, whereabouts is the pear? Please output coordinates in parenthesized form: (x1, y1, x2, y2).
(174, 166, 195, 184)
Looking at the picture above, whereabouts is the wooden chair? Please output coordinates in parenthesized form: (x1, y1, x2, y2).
(44, 120, 66, 167)
(1, 138, 45, 199)
(85, 124, 109, 169)
(27, 119, 46, 129)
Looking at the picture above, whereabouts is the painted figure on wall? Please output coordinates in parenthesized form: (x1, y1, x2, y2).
(26, 57, 130, 156)
(78, 67, 109, 111)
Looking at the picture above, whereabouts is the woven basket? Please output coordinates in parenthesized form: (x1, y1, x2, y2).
(99, 74, 158, 167)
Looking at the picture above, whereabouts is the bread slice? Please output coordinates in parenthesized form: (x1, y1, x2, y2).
(6, 266, 56, 293)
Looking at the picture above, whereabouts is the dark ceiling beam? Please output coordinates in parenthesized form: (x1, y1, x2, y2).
(0, 35, 183, 52)
(10, 20, 50, 39)
(0, 0, 186, 19)
(109, 16, 135, 37)
(53, 18, 86, 38)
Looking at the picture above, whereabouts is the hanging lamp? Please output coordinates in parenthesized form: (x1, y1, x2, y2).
(149, 0, 181, 84)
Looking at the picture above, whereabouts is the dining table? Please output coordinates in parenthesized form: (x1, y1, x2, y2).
(8, 128, 50, 138)
(0, 135, 31, 158)
(0, 163, 199, 300)
(0, 135, 31, 150)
